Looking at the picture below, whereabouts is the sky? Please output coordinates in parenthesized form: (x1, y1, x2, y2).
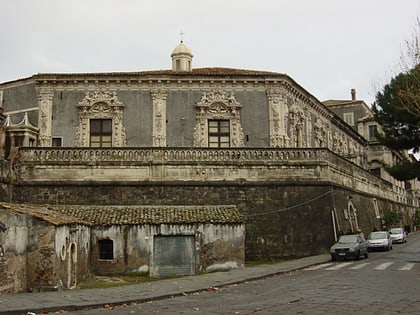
(1, 0, 419, 105)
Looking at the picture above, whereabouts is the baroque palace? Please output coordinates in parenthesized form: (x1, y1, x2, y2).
(0, 41, 418, 293)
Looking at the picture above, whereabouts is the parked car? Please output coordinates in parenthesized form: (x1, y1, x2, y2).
(388, 227, 407, 243)
(367, 231, 392, 251)
(330, 234, 369, 261)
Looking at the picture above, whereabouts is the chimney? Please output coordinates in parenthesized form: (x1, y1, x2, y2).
(351, 89, 356, 101)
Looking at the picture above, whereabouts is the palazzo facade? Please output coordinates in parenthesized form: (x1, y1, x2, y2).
(0, 41, 416, 293)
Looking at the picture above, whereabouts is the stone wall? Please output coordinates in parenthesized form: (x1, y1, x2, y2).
(9, 181, 415, 261)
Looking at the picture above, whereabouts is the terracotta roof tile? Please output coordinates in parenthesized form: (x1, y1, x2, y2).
(32, 67, 285, 80)
(0, 203, 243, 226)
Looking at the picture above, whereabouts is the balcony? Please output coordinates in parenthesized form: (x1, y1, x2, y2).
(7, 147, 395, 200)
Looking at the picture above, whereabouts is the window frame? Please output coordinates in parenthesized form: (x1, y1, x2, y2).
(343, 112, 354, 126)
(208, 119, 230, 148)
(90, 118, 112, 147)
(368, 124, 378, 142)
(98, 239, 114, 260)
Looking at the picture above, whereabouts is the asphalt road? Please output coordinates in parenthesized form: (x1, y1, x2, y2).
(63, 232, 420, 315)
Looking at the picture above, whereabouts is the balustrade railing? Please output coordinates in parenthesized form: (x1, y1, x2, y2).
(18, 147, 328, 163)
(13, 147, 400, 201)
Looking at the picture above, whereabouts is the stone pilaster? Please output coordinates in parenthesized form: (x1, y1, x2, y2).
(37, 87, 54, 147)
(151, 89, 168, 147)
(266, 88, 289, 147)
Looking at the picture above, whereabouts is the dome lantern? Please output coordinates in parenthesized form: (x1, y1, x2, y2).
(171, 40, 193, 72)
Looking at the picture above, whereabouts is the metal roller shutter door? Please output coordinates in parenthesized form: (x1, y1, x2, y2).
(153, 235, 196, 276)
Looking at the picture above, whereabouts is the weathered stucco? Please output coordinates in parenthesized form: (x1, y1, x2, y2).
(0, 204, 244, 293)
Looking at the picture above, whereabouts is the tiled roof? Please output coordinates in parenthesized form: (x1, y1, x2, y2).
(32, 67, 285, 79)
(0, 203, 243, 226)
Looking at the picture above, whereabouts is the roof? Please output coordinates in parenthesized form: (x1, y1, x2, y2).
(0, 203, 243, 226)
(36, 67, 285, 78)
(0, 67, 287, 85)
(171, 41, 193, 57)
(322, 99, 363, 107)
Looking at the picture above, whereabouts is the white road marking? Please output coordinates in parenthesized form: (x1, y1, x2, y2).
(325, 262, 353, 270)
(304, 263, 333, 270)
(349, 263, 370, 270)
(374, 262, 394, 270)
(398, 263, 415, 271)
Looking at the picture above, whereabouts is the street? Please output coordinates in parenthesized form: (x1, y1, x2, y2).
(62, 232, 420, 315)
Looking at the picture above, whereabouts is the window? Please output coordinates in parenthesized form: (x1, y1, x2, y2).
(368, 125, 378, 141)
(98, 239, 114, 260)
(90, 119, 112, 147)
(343, 112, 354, 126)
(370, 168, 381, 177)
(208, 120, 230, 147)
(52, 137, 62, 147)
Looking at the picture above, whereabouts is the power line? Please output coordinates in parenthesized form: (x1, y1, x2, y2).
(246, 190, 332, 218)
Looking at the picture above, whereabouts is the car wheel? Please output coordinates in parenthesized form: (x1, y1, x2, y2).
(331, 255, 336, 261)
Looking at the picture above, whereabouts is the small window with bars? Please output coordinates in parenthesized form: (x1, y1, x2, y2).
(90, 119, 112, 147)
(98, 239, 114, 260)
(208, 120, 230, 147)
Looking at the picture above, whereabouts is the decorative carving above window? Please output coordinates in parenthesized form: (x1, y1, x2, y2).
(193, 90, 244, 147)
(75, 89, 126, 147)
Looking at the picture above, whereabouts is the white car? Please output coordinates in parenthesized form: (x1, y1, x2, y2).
(388, 227, 407, 244)
(367, 231, 392, 251)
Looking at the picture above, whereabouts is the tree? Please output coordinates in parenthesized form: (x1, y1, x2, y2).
(372, 19, 420, 181)
(372, 64, 420, 180)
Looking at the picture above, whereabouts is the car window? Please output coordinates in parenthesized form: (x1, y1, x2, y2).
(389, 228, 402, 234)
(368, 232, 387, 239)
(338, 235, 358, 243)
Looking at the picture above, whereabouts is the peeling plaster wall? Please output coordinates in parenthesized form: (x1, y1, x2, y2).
(54, 225, 91, 290)
(90, 223, 244, 276)
(0, 209, 29, 293)
(200, 224, 245, 271)
(0, 207, 91, 293)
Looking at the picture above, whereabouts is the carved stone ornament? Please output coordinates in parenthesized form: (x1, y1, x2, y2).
(193, 90, 244, 147)
(37, 87, 54, 146)
(151, 89, 168, 147)
(75, 89, 126, 147)
(266, 88, 289, 147)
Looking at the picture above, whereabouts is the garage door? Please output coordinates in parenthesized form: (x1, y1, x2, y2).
(152, 235, 196, 277)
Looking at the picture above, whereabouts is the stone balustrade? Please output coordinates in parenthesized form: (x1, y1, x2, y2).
(15, 147, 396, 201)
(18, 147, 326, 164)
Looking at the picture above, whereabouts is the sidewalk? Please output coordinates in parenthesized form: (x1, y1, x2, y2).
(0, 254, 330, 315)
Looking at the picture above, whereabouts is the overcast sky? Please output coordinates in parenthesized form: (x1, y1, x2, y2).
(1, 0, 419, 105)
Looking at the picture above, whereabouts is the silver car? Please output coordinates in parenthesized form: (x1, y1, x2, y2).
(388, 227, 407, 244)
(330, 234, 369, 261)
(367, 231, 392, 251)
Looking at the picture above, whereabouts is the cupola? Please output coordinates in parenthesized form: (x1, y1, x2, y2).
(171, 41, 193, 72)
